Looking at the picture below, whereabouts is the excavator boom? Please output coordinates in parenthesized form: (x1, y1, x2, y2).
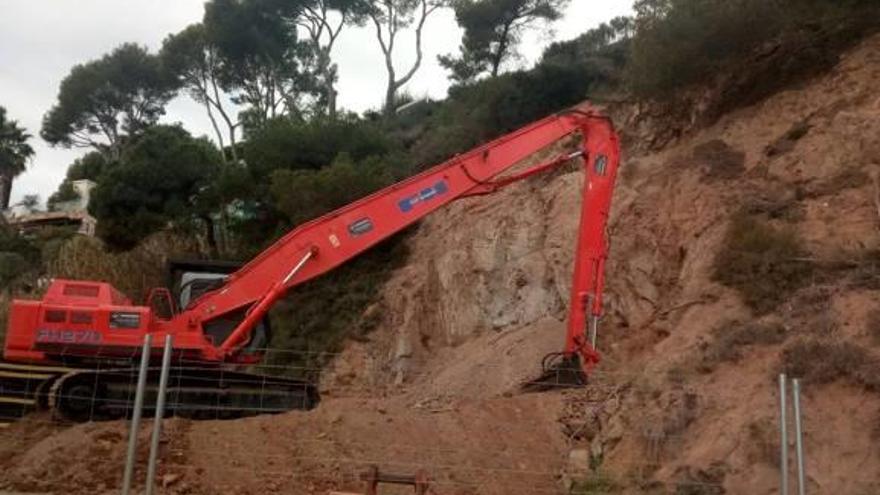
(187, 107, 619, 367)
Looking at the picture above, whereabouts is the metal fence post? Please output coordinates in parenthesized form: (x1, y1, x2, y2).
(122, 334, 152, 495)
(145, 335, 173, 495)
(793, 379, 806, 495)
(779, 373, 789, 495)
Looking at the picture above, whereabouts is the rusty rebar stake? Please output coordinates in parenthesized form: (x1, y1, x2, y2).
(361, 465, 430, 495)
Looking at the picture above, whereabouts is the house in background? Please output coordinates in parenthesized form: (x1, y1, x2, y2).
(3, 179, 97, 236)
(49, 179, 96, 213)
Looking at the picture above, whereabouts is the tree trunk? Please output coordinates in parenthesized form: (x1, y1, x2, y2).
(219, 208, 231, 257)
(209, 77, 239, 163)
(201, 214, 219, 258)
(0, 175, 11, 210)
(327, 77, 338, 119)
(378, 0, 435, 118)
(384, 80, 397, 117)
(491, 20, 513, 78)
(203, 97, 227, 164)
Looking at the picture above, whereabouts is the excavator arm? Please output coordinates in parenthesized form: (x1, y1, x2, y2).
(177, 106, 620, 379)
(0, 106, 619, 424)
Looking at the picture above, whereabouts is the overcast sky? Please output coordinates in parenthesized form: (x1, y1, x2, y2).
(0, 0, 632, 205)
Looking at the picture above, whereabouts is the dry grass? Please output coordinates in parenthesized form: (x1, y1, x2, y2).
(847, 249, 880, 291)
(741, 189, 805, 223)
(47, 232, 201, 303)
(693, 139, 745, 181)
(764, 120, 811, 157)
(867, 308, 880, 345)
(673, 463, 726, 495)
(698, 320, 787, 373)
(712, 213, 813, 314)
(805, 167, 872, 198)
(780, 339, 880, 390)
(746, 418, 779, 467)
(570, 476, 621, 494)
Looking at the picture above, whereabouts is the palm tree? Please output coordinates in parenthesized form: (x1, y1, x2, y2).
(0, 106, 35, 209)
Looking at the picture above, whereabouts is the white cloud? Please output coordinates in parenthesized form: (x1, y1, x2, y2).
(0, 0, 632, 204)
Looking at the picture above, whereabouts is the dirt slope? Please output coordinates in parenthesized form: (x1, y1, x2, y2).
(323, 31, 880, 494)
(1, 33, 879, 495)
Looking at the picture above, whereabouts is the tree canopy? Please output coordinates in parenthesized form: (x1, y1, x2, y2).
(161, 23, 242, 161)
(439, 0, 568, 83)
(270, 153, 397, 225)
(244, 115, 394, 179)
(0, 106, 35, 209)
(203, 0, 315, 129)
(40, 43, 177, 158)
(89, 125, 222, 250)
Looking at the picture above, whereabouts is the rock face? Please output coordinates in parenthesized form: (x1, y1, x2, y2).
(323, 33, 880, 493)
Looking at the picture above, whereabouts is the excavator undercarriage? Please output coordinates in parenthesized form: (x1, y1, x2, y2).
(0, 361, 317, 425)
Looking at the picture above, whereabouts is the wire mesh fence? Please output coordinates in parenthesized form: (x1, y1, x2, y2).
(0, 342, 878, 495)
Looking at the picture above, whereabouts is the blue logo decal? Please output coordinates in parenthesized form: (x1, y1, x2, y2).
(398, 180, 449, 213)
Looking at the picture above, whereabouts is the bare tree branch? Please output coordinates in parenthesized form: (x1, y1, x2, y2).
(369, 0, 445, 115)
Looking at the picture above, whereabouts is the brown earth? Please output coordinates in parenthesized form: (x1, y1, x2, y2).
(2, 33, 880, 495)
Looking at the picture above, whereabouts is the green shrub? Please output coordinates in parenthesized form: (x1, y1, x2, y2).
(0, 227, 41, 291)
(260, 232, 410, 377)
(269, 153, 406, 226)
(244, 116, 395, 180)
(408, 62, 607, 167)
(627, 0, 785, 98)
(627, 0, 880, 100)
(713, 214, 813, 314)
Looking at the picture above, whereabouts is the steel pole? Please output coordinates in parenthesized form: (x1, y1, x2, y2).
(122, 334, 152, 495)
(793, 379, 806, 495)
(588, 316, 599, 349)
(145, 335, 173, 495)
(779, 373, 789, 495)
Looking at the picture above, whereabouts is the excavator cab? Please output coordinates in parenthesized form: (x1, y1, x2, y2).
(164, 259, 271, 355)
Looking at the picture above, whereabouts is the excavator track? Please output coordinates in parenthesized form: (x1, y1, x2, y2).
(0, 361, 78, 426)
(1, 360, 318, 424)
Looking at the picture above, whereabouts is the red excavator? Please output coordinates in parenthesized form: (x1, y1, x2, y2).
(0, 106, 620, 423)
